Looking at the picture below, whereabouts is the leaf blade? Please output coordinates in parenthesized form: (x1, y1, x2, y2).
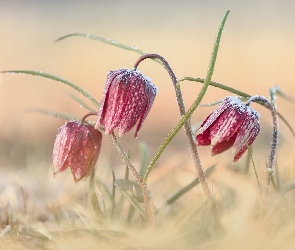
(1, 70, 99, 108)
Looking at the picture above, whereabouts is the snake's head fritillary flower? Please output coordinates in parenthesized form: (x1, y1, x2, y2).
(53, 121, 102, 181)
(97, 68, 157, 138)
(196, 96, 260, 162)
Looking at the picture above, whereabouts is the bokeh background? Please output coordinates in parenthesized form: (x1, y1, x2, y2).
(0, 0, 295, 174)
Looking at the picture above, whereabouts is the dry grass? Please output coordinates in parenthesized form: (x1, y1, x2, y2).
(0, 148, 295, 250)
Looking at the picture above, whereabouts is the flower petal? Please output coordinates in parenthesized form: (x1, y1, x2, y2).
(232, 108, 260, 162)
(69, 125, 102, 181)
(117, 71, 148, 136)
(99, 69, 130, 133)
(210, 104, 247, 146)
(97, 70, 121, 127)
(196, 96, 234, 136)
(133, 77, 157, 138)
(98, 68, 157, 137)
(52, 121, 80, 175)
(211, 133, 236, 155)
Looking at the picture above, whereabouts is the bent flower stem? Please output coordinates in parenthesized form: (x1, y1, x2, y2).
(108, 132, 154, 223)
(134, 53, 212, 199)
(245, 95, 279, 195)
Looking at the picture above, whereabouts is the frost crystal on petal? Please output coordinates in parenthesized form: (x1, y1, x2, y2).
(52, 121, 102, 181)
(196, 96, 261, 162)
(97, 68, 157, 138)
(232, 108, 260, 162)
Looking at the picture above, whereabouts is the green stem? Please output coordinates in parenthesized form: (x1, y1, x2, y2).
(178, 77, 251, 98)
(135, 53, 212, 198)
(109, 133, 154, 223)
(143, 11, 230, 195)
(246, 96, 279, 195)
(179, 77, 294, 137)
(89, 169, 104, 219)
(166, 164, 216, 206)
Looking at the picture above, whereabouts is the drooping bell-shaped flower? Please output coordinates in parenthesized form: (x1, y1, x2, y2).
(97, 68, 157, 138)
(53, 121, 102, 181)
(196, 96, 260, 162)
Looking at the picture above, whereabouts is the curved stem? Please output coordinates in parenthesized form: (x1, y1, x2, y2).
(135, 53, 211, 199)
(178, 77, 294, 137)
(81, 111, 97, 124)
(139, 10, 230, 202)
(246, 96, 279, 195)
(109, 132, 154, 223)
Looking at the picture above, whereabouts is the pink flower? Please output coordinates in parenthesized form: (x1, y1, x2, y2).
(196, 96, 260, 162)
(53, 121, 102, 181)
(97, 68, 157, 138)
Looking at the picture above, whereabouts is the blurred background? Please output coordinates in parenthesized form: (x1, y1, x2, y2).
(0, 0, 295, 175)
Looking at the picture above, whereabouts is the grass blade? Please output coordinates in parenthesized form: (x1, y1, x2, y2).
(115, 185, 146, 218)
(179, 77, 295, 137)
(165, 164, 216, 206)
(55, 33, 146, 55)
(1, 70, 99, 108)
(247, 145, 263, 201)
(89, 169, 104, 219)
(55, 33, 163, 65)
(96, 179, 113, 208)
(143, 10, 230, 184)
(26, 108, 80, 122)
(68, 92, 96, 112)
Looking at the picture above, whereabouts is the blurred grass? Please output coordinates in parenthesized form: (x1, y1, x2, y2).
(0, 150, 295, 249)
(1, 1, 295, 249)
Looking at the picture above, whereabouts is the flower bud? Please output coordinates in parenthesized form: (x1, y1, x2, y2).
(97, 68, 157, 138)
(53, 121, 102, 181)
(196, 96, 260, 162)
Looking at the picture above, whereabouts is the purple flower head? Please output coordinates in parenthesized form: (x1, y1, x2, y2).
(53, 121, 102, 181)
(196, 96, 260, 162)
(97, 68, 157, 138)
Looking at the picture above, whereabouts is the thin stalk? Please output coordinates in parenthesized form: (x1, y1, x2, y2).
(245, 96, 279, 195)
(248, 145, 263, 202)
(111, 170, 116, 217)
(135, 53, 211, 198)
(108, 132, 154, 223)
(89, 169, 104, 219)
(166, 164, 216, 206)
(179, 77, 294, 137)
(141, 11, 230, 201)
(81, 111, 97, 124)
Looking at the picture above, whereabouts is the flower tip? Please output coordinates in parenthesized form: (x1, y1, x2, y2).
(211, 138, 218, 147)
(196, 128, 203, 136)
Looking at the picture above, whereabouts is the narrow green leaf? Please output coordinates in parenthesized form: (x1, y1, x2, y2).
(26, 108, 79, 121)
(165, 164, 216, 206)
(115, 184, 146, 218)
(113, 166, 129, 217)
(25, 108, 96, 126)
(139, 143, 149, 176)
(96, 178, 113, 213)
(269, 85, 293, 103)
(55, 33, 163, 66)
(178, 77, 252, 98)
(280, 180, 295, 195)
(1, 70, 99, 108)
(111, 170, 116, 217)
(89, 169, 104, 219)
(179, 77, 295, 137)
(68, 92, 96, 112)
(247, 144, 263, 201)
(114, 179, 152, 203)
(143, 10, 230, 183)
(55, 33, 146, 55)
